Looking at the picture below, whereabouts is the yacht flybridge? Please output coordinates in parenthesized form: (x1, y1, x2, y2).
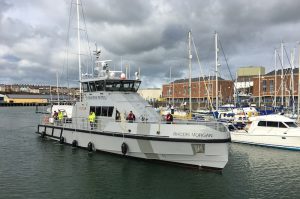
(36, 55, 231, 170)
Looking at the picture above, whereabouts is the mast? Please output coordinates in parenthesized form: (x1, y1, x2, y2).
(215, 32, 219, 110)
(188, 31, 192, 115)
(259, 70, 261, 108)
(169, 66, 171, 105)
(235, 72, 238, 106)
(56, 71, 60, 105)
(281, 41, 284, 106)
(274, 49, 277, 107)
(298, 42, 300, 121)
(76, 0, 82, 102)
(172, 66, 175, 106)
(291, 48, 295, 115)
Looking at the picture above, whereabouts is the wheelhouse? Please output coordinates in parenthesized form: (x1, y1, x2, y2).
(82, 79, 141, 93)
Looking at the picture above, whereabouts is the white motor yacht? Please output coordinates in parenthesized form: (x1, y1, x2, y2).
(231, 114, 300, 150)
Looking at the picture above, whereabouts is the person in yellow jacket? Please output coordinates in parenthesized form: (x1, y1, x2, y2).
(89, 111, 96, 130)
(58, 110, 64, 125)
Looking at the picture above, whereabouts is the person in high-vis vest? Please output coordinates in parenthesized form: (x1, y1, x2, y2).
(89, 111, 96, 130)
(58, 110, 63, 125)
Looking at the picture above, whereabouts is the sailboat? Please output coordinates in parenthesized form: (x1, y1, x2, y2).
(36, 0, 231, 170)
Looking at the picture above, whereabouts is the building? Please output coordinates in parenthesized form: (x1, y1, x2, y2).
(252, 68, 299, 107)
(235, 66, 266, 105)
(3, 94, 73, 104)
(137, 88, 162, 103)
(0, 84, 5, 92)
(162, 76, 234, 109)
(4, 94, 48, 104)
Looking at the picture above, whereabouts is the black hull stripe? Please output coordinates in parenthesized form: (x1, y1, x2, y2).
(37, 125, 231, 143)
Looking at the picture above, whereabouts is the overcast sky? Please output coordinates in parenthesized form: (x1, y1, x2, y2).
(1, 0, 300, 88)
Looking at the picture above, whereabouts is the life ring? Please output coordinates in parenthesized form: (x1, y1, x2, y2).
(72, 140, 78, 147)
(121, 142, 128, 155)
(87, 142, 94, 152)
(59, 136, 65, 144)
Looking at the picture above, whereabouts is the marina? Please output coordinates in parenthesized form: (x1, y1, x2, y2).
(1, 107, 300, 198)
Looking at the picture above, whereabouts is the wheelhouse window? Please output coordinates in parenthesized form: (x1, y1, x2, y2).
(89, 81, 96, 92)
(90, 106, 114, 117)
(95, 81, 104, 91)
(284, 122, 298, 128)
(82, 82, 89, 92)
(82, 80, 141, 92)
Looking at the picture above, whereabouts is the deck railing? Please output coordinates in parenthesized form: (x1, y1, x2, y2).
(41, 115, 229, 133)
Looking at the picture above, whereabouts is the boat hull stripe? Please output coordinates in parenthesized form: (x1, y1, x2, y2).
(37, 125, 231, 143)
(232, 141, 300, 151)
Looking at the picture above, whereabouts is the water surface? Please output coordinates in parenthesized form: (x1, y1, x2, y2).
(0, 107, 299, 198)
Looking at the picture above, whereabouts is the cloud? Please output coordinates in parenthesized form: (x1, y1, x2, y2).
(1, 0, 300, 88)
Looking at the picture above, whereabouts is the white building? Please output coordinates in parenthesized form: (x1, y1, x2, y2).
(137, 88, 162, 102)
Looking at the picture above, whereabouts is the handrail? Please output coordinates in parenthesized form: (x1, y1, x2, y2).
(41, 115, 229, 133)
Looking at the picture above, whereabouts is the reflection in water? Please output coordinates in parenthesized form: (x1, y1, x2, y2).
(0, 107, 300, 199)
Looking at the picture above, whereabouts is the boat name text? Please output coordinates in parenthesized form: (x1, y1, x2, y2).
(173, 132, 213, 138)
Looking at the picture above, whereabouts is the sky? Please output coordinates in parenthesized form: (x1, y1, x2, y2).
(1, 0, 300, 88)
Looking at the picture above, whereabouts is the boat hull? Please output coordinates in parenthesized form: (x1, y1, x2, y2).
(231, 131, 300, 150)
(37, 125, 229, 170)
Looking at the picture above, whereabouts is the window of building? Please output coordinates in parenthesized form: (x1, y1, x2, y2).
(269, 80, 274, 93)
(262, 80, 267, 92)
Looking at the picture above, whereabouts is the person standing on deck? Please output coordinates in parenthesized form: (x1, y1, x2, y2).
(126, 111, 136, 123)
(166, 113, 173, 124)
(89, 111, 96, 130)
(58, 110, 63, 125)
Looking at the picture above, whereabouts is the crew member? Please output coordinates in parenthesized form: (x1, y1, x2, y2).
(166, 113, 173, 124)
(89, 111, 96, 129)
(53, 111, 58, 121)
(58, 110, 63, 125)
(126, 111, 136, 123)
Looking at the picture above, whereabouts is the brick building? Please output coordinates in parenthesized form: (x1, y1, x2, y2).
(162, 76, 234, 109)
(252, 68, 299, 107)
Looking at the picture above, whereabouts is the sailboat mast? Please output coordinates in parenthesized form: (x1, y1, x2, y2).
(259, 70, 261, 108)
(56, 71, 60, 105)
(77, 0, 82, 102)
(215, 32, 219, 110)
(281, 41, 284, 106)
(188, 31, 192, 114)
(169, 66, 171, 105)
(274, 49, 277, 107)
(291, 48, 295, 115)
(298, 42, 300, 121)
